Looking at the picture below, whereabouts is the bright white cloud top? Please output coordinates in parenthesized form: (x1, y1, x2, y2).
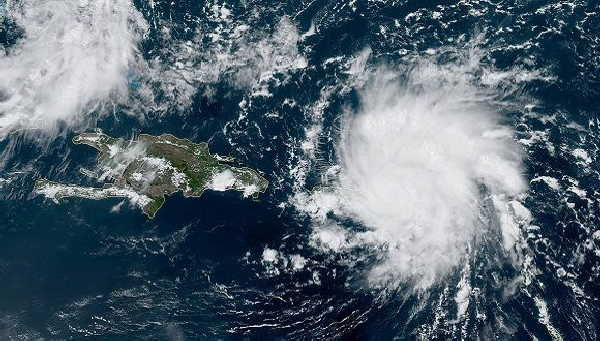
(298, 58, 529, 289)
(0, 0, 146, 136)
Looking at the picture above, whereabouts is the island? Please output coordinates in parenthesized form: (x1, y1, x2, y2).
(35, 132, 268, 219)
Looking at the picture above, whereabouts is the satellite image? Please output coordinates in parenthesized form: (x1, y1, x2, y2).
(0, 0, 599, 339)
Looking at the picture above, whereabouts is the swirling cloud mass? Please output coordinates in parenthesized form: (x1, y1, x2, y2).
(304, 59, 529, 289)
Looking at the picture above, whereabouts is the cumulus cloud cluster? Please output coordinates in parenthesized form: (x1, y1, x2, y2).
(144, 13, 307, 112)
(301, 57, 528, 289)
(0, 0, 146, 136)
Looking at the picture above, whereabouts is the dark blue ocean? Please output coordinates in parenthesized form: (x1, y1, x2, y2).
(1, 0, 600, 339)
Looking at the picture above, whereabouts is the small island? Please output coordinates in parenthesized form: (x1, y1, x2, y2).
(35, 132, 268, 218)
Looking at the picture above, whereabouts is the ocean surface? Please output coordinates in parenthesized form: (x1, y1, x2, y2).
(1, 0, 599, 339)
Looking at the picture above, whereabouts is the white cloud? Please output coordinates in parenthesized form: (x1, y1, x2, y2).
(299, 54, 529, 289)
(0, 0, 147, 136)
(208, 170, 237, 191)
